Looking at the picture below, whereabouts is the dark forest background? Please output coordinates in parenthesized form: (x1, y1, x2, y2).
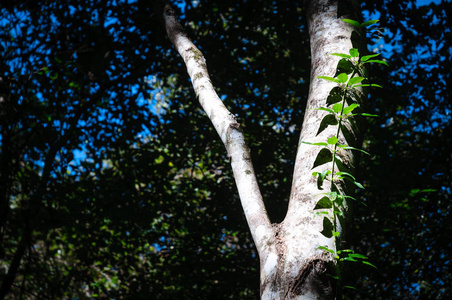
(0, 0, 450, 298)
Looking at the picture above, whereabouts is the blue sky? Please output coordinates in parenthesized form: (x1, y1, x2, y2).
(1, 0, 447, 171)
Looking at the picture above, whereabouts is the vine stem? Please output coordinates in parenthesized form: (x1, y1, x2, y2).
(330, 68, 358, 180)
(330, 68, 358, 264)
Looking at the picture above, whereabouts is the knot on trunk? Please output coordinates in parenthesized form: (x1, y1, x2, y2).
(286, 257, 336, 299)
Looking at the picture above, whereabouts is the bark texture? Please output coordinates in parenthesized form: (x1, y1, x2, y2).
(162, 0, 364, 298)
(162, 3, 275, 261)
(263, 1, 364, 298)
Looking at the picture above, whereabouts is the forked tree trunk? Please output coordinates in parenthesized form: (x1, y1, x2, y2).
(162, 0, 365, 298)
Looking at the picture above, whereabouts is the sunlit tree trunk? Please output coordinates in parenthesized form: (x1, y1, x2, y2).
(162, 0, 364, 298)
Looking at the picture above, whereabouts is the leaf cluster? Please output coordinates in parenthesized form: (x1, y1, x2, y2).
(301, 18, 386, 288)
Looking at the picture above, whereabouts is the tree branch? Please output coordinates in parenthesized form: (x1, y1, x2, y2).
(162, 3, 275, 256)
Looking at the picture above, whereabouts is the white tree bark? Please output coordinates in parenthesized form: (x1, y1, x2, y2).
(162, 0, 364, 298)
(162, 4, 276, 263)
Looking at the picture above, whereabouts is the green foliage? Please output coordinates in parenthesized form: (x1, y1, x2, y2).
(303, 18, 387, 290)
(0, 0, 308, 298)
(1, 1, 450, 299)
(342, 19, 379, 28)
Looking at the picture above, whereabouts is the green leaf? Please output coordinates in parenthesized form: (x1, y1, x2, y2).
(364, 59, 389, 66)
(318, 246, 335, 254)
(361, 53, 380, 62)
(327, 86, 344, 104)
(313, 170, 331, 181)
(330, 53, 351, 59)
(314, 197, 333, 209)
(69, 82, 79, 88)
(336, 58, 355, 75)
(340, 249, 354, 253)
(361, 113, 380, 117)
(318, 212, 332, 218)
(354, 83, 383, 88)
(335, 172, 365, 188)
(335, 171, 356, 181)
(334, 194, 345, 206)
(332, 103, 343, 113)
(349, 48, 359, 58)
(344, 286, 357, 290)
(317, 76, 338, 83)
(326, 191, 338, 201)
(317, 114, 338, 135)
(342, 257, 357, 262)
(348, 253, 368, 259)
(343, 195, 359, 202)
(333, 231, 340, 237)
(313, 149, 333, 170)
(313, 170, 332, 190)
(409, 189, 420, 196)
(333, 210, 344, 217)
(421, 189, 437, 193)
(360, 19, 379, 27)
(339, 145, 370, 155)
(337, 73, 348, 83)
(300, 141, 328, 146)
(344, 177, 365, 189)
(155, 155, 165, 164)
(342, 103, 359, 115)
(316, 211, 330, 216)
(316, 107, 335, 114)
(410, 188, 437, 197)
(362, 261, 377, 268)
(348, 77, 365, 86)
(342, 19, 360, 27)
(348, 147, 369, 154)
(353, 181, 365, 189)
(349, 253, 368, 259)
(327, 136, 338, 145)
(322, 219, 335, 238)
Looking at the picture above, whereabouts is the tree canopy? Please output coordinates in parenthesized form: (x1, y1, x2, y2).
(0, 0, 450, 298)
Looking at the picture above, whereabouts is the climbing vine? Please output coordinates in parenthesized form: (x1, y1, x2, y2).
(302, 19, 387, 289)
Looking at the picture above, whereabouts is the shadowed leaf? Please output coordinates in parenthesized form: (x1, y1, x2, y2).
(313, 148, 333, 169)
(321, 217, 334, 238)
(317, 114, 338, 135)
(327, 87, 343, 104)
(314, 197, 333, 209)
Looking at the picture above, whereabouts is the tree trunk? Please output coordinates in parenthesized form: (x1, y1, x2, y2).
(162, 0, 364, 298)
(261, 0, 363, 298)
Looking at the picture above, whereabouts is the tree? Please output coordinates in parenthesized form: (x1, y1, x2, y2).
(1, 0, 450, 299)
(162, 0, 369, 297)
